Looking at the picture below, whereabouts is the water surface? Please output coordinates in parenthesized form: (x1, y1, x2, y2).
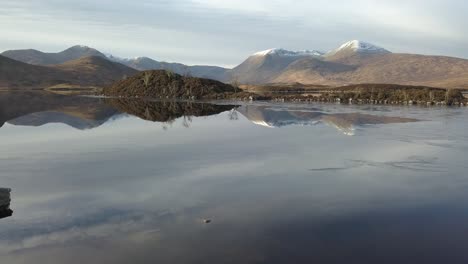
(1, 92, 468, 263)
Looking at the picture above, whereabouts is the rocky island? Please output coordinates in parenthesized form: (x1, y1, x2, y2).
(102, 70, 262, 100)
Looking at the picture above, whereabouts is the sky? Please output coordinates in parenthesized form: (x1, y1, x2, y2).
(0, 0, 467, 67)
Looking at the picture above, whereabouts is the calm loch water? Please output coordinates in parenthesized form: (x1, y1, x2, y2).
(1, 92, 468, 263)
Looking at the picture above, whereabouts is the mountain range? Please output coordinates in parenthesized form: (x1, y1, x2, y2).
(229, 41, 468, 88)
(2, 40, 468, 89)
(1, 45, 107, 65)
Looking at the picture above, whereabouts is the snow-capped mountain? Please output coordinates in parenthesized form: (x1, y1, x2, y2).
(326, 40, 391, 57)
(253, 48, 324, 57)
(228, 48, 327, 84)
(251, 41, 389, 59)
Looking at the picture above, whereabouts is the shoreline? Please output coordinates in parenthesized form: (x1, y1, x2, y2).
(2, 85, 468, 107)
(89, 94, 468, 108)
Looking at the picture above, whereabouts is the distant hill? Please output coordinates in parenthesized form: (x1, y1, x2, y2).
(0, 55, 137, 89)
(53, 56, 138, 86)
(273, 52, 468, 89)
(226, 50, 318, 84)
(2, 45, 229, 81)
(1, 45, 106, 65)
(0, 55, 64, 88)
(107, 55, 228, 81)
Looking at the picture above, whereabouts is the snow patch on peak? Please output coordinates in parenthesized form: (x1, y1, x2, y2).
(106, 54, 128, 62)
(253, 48, 323, 57)
(106, 54, 147, 63)
(328, 40, 390, 56)
(69, 45, 91, 50)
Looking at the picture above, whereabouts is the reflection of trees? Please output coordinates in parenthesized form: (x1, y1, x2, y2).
(229, 108, 239, 120)
(182, 116, 193, 128)
(106, 99, 236, 128)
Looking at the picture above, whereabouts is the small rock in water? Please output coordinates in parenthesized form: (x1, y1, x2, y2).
(203, 219, 212, 224)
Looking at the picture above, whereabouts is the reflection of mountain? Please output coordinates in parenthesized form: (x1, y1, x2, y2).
(7, 111, 121, 130)
(0, 92, 119, 129)
(0, 188, 12, 220)
(106, 99, 236, 123)
(0, 92, 237, 130)
(238, 105, 418, 135)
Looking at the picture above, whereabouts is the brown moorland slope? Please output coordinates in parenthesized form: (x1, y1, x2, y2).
(272, 53, 468, 89)
(0, 55, 137, 89)
(53, 56, 138, 86)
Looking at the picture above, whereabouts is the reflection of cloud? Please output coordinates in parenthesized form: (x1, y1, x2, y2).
(350, 156, 444, 173)
(0, 209, 172, 254)
(308, 156, 444, 173)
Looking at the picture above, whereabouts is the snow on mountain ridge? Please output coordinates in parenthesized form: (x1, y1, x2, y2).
(68, 45, 92, 50)
(106, 54, 147, 63)
(253, 48, 324, 57)
(327, 40, 390, 56)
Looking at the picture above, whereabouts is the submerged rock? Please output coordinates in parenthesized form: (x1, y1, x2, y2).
(0, 188, 12, 220)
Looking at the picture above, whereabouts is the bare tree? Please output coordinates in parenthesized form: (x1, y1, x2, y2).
(142, 71, 152, 87)
(144, 107, 152, 120)
(231, 76, 240, 93)
(182, 115, 193, 128)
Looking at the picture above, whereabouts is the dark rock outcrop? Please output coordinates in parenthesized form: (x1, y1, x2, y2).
(102, 70, 259, 100)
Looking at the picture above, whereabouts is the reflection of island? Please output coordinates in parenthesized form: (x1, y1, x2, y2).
(105, 99, 236, 123)
(0, 188, 12, 220)
(238, 105, 418, 135)
(0, 92, 237, 130)
(0, 92, 119, 129)
(0, 92, 416, 134)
